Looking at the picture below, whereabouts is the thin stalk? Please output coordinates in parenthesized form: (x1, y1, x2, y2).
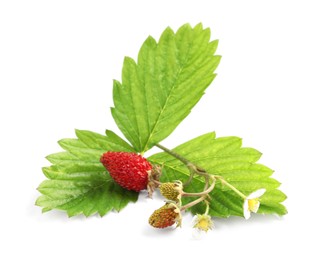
(156, 143, 248, 203)
(204, 200, 210, 215)
(183, 169, 194, 186)
(155, 143, 207, 185)
(181, 179, 216, 211)
(181, 196, 206, 211)
(216, 176, 246, 199)
(182, 178, 216, 197)
(155, 143, 191, 166)
(152, 180, 162, 186)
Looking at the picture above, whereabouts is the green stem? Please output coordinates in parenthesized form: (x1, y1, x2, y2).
(155, 143, 207, 186)
(204, 200, 210, 215)
(183, 169, 194, 186)
(155, 143, 200, 186)
(180, 196, 206, 211)
(182, 178, 215, 197)
(181, 177, 215, 211)
(155, 143, 191, 166)
(215, 176, 246, 199)
(156, 143, 248, 202)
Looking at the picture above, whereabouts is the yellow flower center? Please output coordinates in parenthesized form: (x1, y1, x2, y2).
(199, 219, 209, 230)
(194, 215, 213, 232)
(248, 199, 260, 213)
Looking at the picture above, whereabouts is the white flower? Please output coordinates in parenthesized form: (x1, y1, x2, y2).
(243, 189, 266, 219)
(192, 214, 214, 232)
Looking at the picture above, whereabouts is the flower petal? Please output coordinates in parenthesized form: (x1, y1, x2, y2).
(192, 228, 205, 240)
(191, 215, 199, 226)
(243, 200, 251, 219)
(247, 188, 266, 199)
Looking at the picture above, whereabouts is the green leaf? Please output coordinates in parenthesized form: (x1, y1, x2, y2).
(112, 23, 221, 152)
(36, 130, 138, 217)
(148, 132, 287, 218)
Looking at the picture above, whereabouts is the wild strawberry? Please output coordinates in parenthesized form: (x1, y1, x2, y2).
(100, 151, 152, 192)
(159, 181, 183, 202)
(149, 203, 182, 228)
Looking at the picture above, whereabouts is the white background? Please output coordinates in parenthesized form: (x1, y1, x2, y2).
(1, 0, 319, 259)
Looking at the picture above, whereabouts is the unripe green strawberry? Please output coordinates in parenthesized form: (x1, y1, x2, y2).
(159, 182, 182, 201)
(149, 203, 181, 228)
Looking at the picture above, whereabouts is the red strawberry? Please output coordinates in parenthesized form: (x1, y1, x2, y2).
(100, 151, 152, 192)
